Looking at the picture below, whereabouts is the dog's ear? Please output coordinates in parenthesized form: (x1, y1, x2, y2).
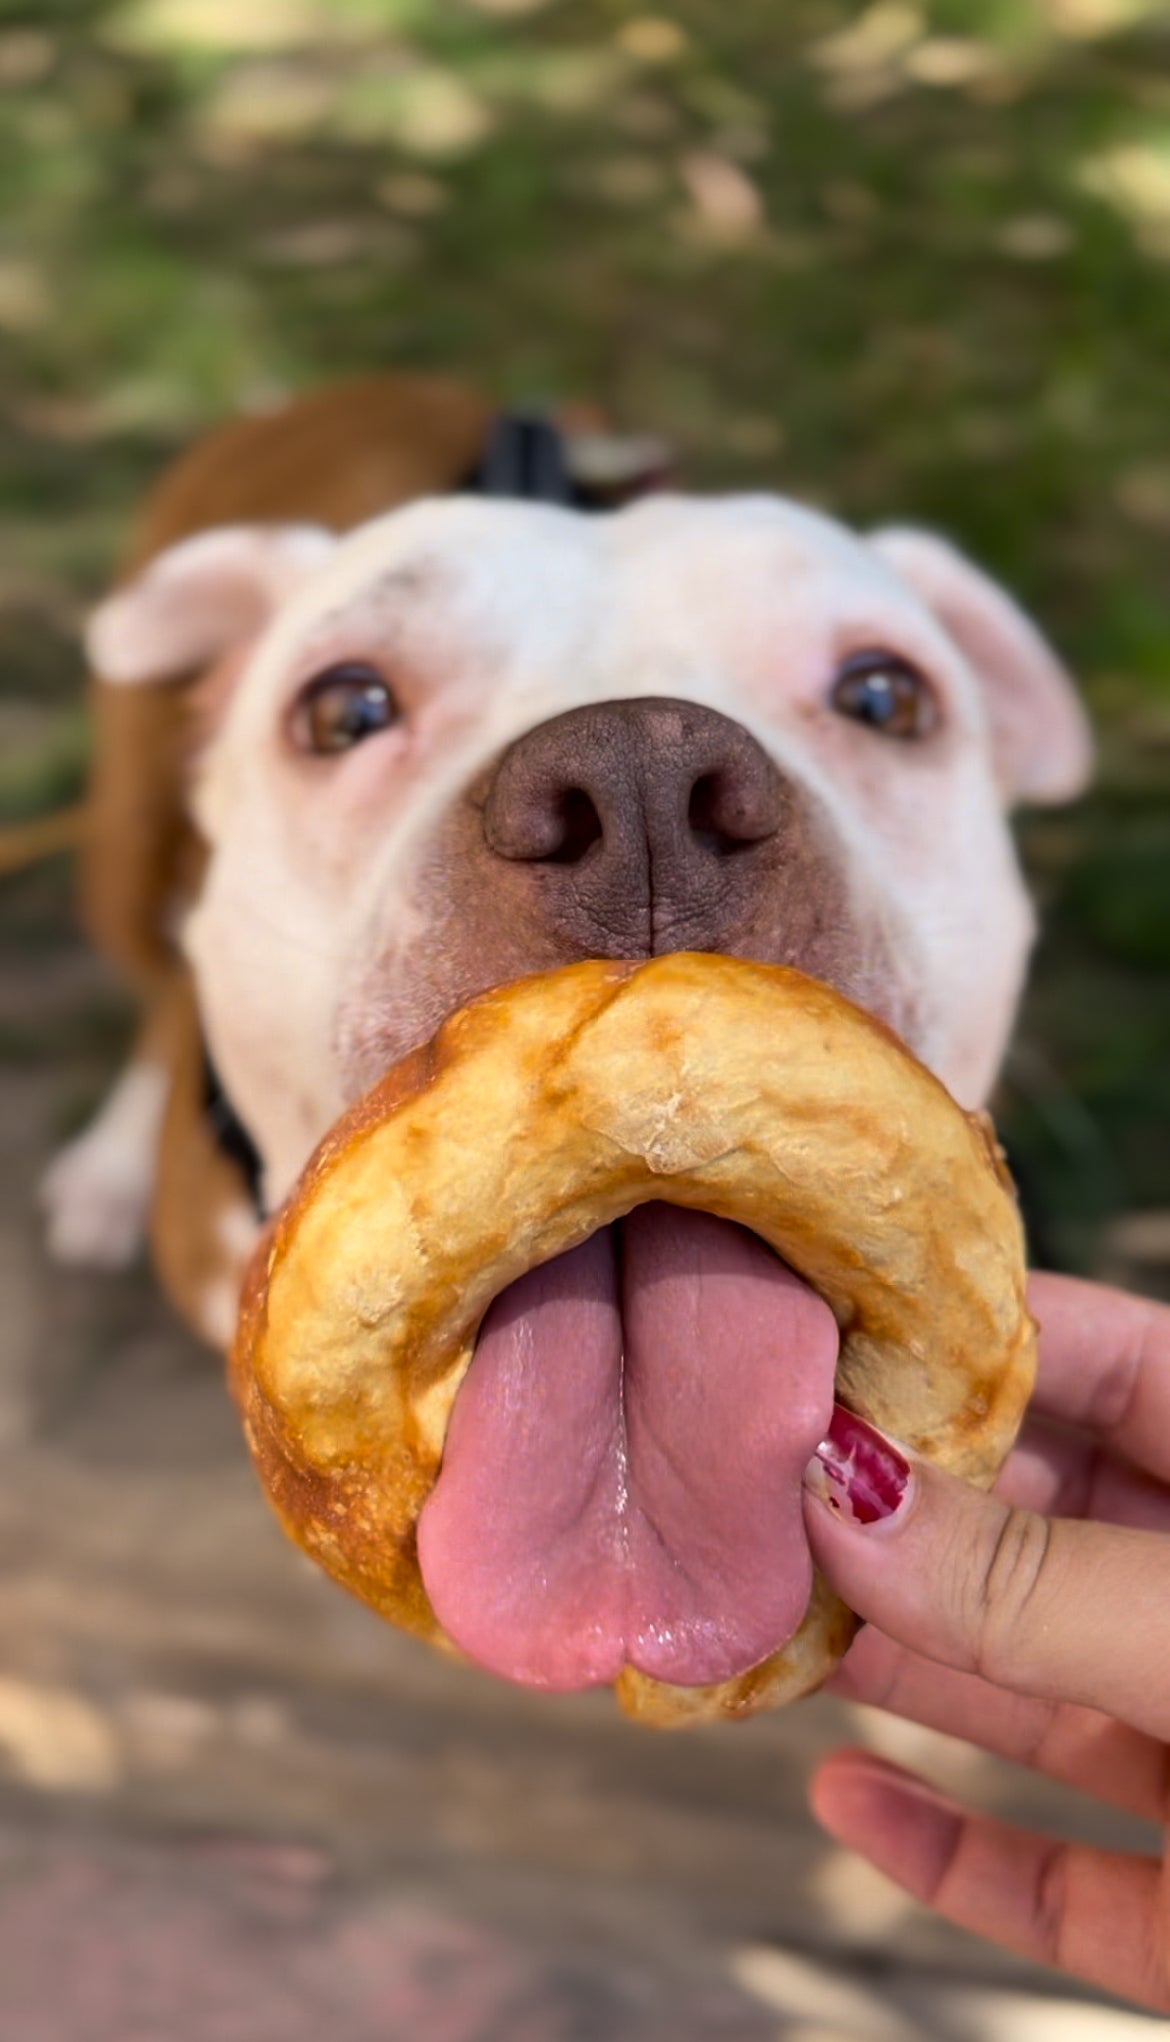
(87, 523, 337, 685)
(869, 526, 1093, 806)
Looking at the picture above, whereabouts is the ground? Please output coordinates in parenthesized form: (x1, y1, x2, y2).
(0, 866, 1162, 2039)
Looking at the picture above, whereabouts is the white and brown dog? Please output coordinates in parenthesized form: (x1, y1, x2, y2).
(41, 373, 1092, 1688)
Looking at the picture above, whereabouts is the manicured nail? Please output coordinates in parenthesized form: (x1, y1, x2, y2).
(803, 1403, 912, 1526)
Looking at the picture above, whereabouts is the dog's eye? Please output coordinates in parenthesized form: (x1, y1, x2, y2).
(293, 663, 399, 754)
(830, 651, 937, 739)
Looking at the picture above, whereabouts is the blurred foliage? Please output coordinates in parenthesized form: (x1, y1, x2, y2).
(0, 0, 1167, 1271)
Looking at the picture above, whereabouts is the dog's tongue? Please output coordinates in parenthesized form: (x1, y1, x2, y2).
(417, 1205, 839, 1691)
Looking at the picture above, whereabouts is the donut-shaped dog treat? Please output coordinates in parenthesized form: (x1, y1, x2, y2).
(232, 954, 1034, 1726)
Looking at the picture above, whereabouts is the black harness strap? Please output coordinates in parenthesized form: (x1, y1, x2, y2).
(466, 411, 581, 506)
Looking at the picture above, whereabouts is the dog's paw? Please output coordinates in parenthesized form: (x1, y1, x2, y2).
(39, 1132, 152, 1268)
(39, 1065, 168, 1269)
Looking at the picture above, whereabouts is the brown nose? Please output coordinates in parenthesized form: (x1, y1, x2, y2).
(481, 698, 786, 954)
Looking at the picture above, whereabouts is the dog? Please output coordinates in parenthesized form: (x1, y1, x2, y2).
(42, 371, 1092, 1394)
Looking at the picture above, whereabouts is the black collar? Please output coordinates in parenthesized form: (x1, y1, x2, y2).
(203, 1052, 265, 1215)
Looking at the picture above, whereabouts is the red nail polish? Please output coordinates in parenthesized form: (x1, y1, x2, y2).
(804, 1403, 912, 1526)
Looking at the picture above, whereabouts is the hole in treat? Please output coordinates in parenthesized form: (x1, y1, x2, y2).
(417, 1202, 840, 1692)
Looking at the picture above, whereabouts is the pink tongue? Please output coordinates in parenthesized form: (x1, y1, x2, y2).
(417, 1205, 840, 1691)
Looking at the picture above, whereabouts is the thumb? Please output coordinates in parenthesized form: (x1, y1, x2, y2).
(802, 1405, 1170, 1743)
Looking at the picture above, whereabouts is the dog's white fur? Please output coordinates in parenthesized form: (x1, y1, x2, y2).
(47, 492, 1091, 1282)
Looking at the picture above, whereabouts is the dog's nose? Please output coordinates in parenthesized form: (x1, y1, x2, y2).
(481, 698, 786, 954)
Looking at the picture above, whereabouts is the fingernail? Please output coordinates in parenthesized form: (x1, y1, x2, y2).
(803, 1403, 913, 1527)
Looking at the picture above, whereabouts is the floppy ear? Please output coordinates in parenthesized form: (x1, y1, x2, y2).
(87, 523, 337, 685)
(869, 526, 1094, 806)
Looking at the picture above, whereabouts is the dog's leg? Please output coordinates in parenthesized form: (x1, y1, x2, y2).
(40, 1008, 171, 1269)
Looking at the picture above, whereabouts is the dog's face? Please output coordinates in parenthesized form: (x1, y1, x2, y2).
(93, 488, 1092, 1702)
(94, 490, 1090, 1211)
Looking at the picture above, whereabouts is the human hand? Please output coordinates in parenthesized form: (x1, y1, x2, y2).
(801, 1272, 1170, 2012)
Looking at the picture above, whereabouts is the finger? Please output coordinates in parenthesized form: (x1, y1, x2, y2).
(829, 1623, 1167, 1821)
(1027, 1273, 1170, 1484)
(996, 1415, 1170, 1533)
(803, 1406, 1170, 1741)
(810, 1751, 1170, 2013)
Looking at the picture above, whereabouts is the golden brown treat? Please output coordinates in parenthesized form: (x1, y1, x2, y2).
(231, 953, 1035, 1726)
